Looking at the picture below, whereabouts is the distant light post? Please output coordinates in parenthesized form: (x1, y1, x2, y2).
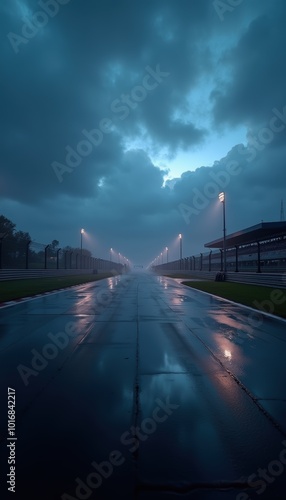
(80, 229, 84, 268)
(219, 192, 226, 273)
(166, 246, 168, 263)
(179, 233, 182, 260)
(110, 248, 112, 261)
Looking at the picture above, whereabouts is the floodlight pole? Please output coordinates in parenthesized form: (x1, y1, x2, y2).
(179, 234, 182, 260)
(219, 192, 227, 273)
(80, 229, 84, 269)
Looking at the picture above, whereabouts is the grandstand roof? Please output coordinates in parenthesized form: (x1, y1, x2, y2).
(205, 221, 286, 249)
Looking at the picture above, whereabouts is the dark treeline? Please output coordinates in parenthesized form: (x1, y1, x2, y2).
(0, 215, 91, 268)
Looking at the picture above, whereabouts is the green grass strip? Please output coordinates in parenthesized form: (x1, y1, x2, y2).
(163, 273, 209, 279)
(181, 281, 286, 319)
(0, 273, 117, 303)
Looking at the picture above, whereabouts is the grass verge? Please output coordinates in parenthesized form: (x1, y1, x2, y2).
(181, 281, 286, 319)
(162, 273, 208, 279)
(0, 273, 117, 303)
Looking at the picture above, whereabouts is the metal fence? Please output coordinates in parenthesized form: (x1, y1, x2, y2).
(154, 247, 286, 274)
(0, 238, 123, 272)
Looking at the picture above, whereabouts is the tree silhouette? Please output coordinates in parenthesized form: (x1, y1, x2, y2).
(0, 215, 31, 268)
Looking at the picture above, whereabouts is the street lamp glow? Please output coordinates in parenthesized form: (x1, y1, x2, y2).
(80, 229, 85, 269)
(179, 233, 183, 262)
(218, 192, 226, 273)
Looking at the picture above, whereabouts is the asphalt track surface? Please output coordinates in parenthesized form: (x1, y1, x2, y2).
(0, 272, 286, 499)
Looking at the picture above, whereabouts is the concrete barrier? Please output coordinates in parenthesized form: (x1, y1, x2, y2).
(159, 270, 286, 289)
(0, 269, 99, 281)
(225, 272, 286, 288)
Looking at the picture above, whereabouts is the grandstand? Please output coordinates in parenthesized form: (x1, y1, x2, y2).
(154, 222, 286, 273)
(205, 221, 286, 272)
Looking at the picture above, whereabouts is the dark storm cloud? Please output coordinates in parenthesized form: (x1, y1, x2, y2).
(173, 133, 286, 245)
(0, 0, 216, 204)
(211, 0, 286, 128)
(1, 0, 286, 263)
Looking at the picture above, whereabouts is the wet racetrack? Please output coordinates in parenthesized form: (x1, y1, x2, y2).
(1, 271, 286, 499)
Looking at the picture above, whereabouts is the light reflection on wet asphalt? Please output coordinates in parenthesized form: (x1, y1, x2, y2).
(0, 271, 286, 499)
